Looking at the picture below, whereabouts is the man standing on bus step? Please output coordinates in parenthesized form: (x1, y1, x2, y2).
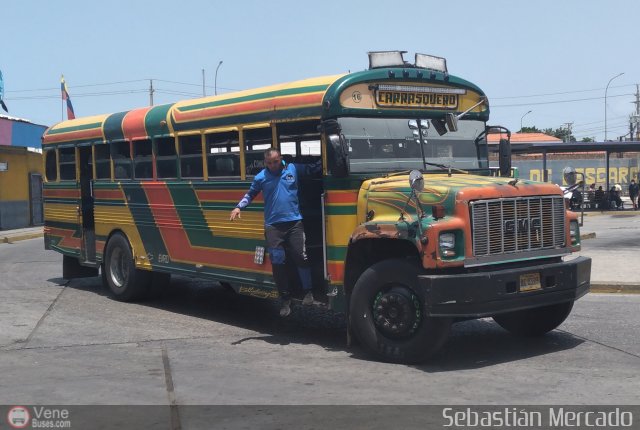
(230, 148, 321, 317)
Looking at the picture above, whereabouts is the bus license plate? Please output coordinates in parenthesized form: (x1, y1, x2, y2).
(519, 273, 541, 292)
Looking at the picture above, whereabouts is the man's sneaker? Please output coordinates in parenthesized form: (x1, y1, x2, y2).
(279, 300, 291, 317)
(302, 291, 314, 306)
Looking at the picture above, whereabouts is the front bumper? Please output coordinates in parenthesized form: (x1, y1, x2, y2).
(419, 256, 591, 317)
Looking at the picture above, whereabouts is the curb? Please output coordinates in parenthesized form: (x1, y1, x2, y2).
(580, 232, 596, 240)
(0, 232, 44, 244)
(590, 283, 640, 294)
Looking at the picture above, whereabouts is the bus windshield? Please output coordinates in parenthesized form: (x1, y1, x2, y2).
(338, 117, 488, 173)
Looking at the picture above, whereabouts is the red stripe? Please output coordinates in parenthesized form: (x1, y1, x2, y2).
(94, 189, 123, 200)
(47, 227, 81, 249)
(325, 191, 358, 205)
(173, 93, 323, 123)
(123, 107, 153, 141)
(43, 189, 80, 199)
(328, 261, 344, 283)
(143, 183, 271, 273)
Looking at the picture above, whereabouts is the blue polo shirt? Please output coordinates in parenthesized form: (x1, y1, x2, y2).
(237, 162, 320, 226)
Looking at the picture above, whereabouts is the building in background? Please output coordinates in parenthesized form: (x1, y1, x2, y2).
(0, 114, 48, 229)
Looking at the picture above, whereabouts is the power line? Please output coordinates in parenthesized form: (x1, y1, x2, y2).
(492, 83, 635, 100)
(493, 92, 633, 108)
(6, 79, 149, 93)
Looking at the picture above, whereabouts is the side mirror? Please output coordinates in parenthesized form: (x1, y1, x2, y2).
(327, 134, 349, 178)
(498, 138, 512, 177)
(563, 166, 577, 186)
(409, 170, 424, 192)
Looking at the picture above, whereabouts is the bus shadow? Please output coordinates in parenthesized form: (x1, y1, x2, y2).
(61, 275, 585, 370)
(413, 319, 585, 372)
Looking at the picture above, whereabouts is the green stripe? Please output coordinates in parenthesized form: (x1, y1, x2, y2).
(325, 205, 357, 215)
(44, 198, 78, 204)
(145, 104, 173, 137)
(104, 111, 128, 141)
(46, 122, 102, 135)
(178, 84, 329, 113)
(327, 246, 347, 261)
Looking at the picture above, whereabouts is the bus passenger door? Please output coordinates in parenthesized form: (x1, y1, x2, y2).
(78, 146, 96, 263)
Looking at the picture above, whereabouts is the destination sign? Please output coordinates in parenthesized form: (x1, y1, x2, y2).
(374, 84, 465, 109)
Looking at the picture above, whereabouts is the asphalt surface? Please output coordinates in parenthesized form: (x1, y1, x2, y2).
(0, 237, 639, 411)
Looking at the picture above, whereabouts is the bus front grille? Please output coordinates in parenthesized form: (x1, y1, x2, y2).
(470, 196, 565, 258)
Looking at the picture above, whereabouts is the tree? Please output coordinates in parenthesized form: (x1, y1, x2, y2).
(520, 126, 542, 133)
(580, 137, 594, 142)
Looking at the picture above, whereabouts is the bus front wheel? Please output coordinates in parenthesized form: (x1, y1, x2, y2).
(349, 259, 451, 364)
(104, 233, 151, 301)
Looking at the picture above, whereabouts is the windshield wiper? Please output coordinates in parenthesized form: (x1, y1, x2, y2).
(423, 161, 469, 175)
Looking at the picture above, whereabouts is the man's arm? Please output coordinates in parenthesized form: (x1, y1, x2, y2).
(230, 176, 262, 221)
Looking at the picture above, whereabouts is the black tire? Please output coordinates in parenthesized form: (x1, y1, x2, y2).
(349, 259, 452, 364)
(103, 233, 151, 301)
(493, 301, 574, 337)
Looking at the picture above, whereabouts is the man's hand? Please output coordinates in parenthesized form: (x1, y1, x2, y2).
(230, 208, 241, 221)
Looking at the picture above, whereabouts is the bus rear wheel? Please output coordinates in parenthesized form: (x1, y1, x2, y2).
(493, 301, 574, 337)
(104, 233, 151, 301)
(349, 259, 451, 364)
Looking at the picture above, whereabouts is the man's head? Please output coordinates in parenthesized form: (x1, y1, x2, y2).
(264, 148, 283, 174)
(632, 179, 636, 184)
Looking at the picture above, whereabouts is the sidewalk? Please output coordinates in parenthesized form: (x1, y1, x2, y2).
(0, 226, 43, 244)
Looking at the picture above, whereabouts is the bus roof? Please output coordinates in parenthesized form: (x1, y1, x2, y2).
(42, 68, 487, 147)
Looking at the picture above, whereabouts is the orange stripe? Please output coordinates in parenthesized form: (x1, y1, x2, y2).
(44, 129, 102, 144)
(173, 93, 323, 123)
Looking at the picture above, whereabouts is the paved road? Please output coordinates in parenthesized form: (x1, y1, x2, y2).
(577, 212, 640, 284)
(0, 238, 639, 407)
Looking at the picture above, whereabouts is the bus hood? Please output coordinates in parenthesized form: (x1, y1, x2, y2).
(359, 173, 563, 223)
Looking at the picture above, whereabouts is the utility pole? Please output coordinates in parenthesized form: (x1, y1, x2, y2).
(633, 84, 640, 140)
(202, 69, 206, 97)
(562, 122, 573, 142)
(149, 79, 155, 106)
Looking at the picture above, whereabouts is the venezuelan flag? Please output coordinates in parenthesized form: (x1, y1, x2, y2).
(60, 75, 76, 120)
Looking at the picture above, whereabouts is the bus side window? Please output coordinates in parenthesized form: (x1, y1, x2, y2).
(276, 120, 322, 163)
(156, 137, 177, 179)
(112, 141, 132, 180)
(244, 128, 272, 176)
(133, 139, 153, 180)
(179, 135, 204, 179)
(207, 131, 240, 178)
(45, 149, 58, 182)
(59, 147, 77, 181)
(95, 143, 111, 180)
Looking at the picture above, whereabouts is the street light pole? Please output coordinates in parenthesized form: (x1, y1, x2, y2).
(605, 72, 624, 141)
(214, 60, 223, 96)
(520, 110, 532, 131)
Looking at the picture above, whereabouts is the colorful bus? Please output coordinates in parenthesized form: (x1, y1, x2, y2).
(42, 51, 591, 363)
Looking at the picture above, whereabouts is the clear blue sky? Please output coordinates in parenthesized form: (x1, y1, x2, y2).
(3, 0, 639, 141)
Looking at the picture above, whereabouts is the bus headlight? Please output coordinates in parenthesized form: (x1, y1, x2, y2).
(439, 232, 456, 257)
(569, 221, 579, 245)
